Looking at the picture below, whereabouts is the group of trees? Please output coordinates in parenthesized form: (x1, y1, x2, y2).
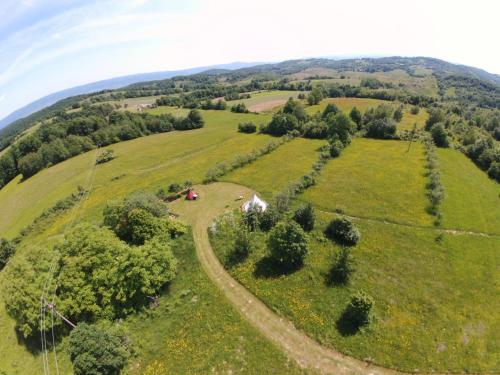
(0, 106, 204, 188)
(5, 192, 182, 340)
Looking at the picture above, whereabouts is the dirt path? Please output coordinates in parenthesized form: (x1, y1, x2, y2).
(171, 183, 402, 375)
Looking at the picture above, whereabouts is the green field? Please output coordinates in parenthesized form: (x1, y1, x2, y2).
(398, 108, 429, 132)
(222, 137, 326, 199)
(0, 109, 311, 374)
(0, 110, 273, 239)
(437, 148, 500, 234)
(211, 211, 500, 373)
(305, 97, 389, 116)
(301, 138, 433, 226)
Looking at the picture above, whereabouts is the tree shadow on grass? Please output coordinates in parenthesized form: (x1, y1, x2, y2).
(253, 256, 301, 279)
(335, 311, 362, 337)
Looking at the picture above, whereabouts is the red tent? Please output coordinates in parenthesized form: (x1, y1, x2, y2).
(186, 189, 198, 200)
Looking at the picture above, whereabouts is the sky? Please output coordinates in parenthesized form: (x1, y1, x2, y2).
(0, 0, 499, 120)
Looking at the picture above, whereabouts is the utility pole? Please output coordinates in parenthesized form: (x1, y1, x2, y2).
(46, 303, 76, 329)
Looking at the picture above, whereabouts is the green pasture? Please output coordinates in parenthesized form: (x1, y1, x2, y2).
(211, 211, 500, 373)
(305, 97, 389, 116)
(301, 138, 433, 226)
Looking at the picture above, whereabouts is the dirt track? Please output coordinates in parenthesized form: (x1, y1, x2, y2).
(171, 183, 403, 375)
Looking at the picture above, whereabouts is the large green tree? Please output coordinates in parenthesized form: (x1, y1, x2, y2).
(267, 221, 308, 268)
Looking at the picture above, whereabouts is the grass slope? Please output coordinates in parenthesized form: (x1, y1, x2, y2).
(437, 148, 500, 234)
(211, 211, 500, 373)
(0, 110, 273, 238)
(226, 90, 301, 112)
(222, 137, 326, 199)
(301, 138, 433, 226)
(397, 108, 429, 132)
(305, 98, 388, 116)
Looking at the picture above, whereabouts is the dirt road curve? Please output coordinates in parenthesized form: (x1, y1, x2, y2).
(171, 183, 405, 375)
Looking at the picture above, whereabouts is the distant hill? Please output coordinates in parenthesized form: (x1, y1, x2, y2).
(0, 61, 263, 130)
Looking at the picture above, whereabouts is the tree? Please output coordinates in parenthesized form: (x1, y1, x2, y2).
(488, 161, 500, 182)
(425, 108, 445, 130)
(431, 123, 450, 147)
(238, 122, 257, 133)
(0, 238, 16, 270)
(264, 113, 300, 136)
(69, 323, 129, 375)
(325, 217, 360, 246)
(18, 152, 45, 179)
(283, 98, 308, 122)
(259, 205, 281, 231)
(230, 103, 249, 113)
(267, 221, 308, 268)
(307, 87, 324, 105)
(4, 246, 57, 338)
(326, 112, 355, 145)
(230, 229, 253, 263)
(329, 140, 345, 157)
(241, 206, 261, 231)
(96, 150, 115, 164)
(293, 203, 315, 231)
(393, 107, 403, 122)
(349, 107, 362, 128)
(341, 291, 374, 328)
(410, 105, 420, 115)
(327, 247, 355, 285)
(322, 103, 340, 119)
(365, 118, 397, 139)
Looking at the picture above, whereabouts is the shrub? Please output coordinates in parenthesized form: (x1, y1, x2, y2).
(96, 149, 115, 164)
(488, 161, 500, 182)
(69, 323, 129, 375)
(238, 122, 257, 133)
(327, 247, 355, 285)
(410, 105, 420, 115)
(431, 123, 450, 147)
(425, 108, 445, 130)
(393, 107, 403, 122)
(267, 221, 308, 268)
(241, 206, 262, 231)
(293, 203, 315, 232)
(342, 291, 374, 328)
(168, 183, 182, 193)
(329, 140, 344, 157)
(259, 205, 281, 231)
(303, 120, 328, 139)
(349, 107, 362, 128)
(231, 229, 253, 263)
(231, 103, 249, 113)
(264, 112, 300, 136)
(365, 118, 397, 139)
(326, 112, 355, 146)
(322, 103, 340, 119)
(0, 238, 15, 270)
(325, 217, 360, 246)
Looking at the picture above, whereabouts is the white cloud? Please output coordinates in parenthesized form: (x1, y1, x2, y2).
(0, 0, 499, 120)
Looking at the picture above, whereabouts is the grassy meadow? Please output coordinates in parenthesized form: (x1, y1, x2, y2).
(225, 90, 301, 112)
(437, 148, 500, 234)
(211, 210, 500, 373)
(222, 137, 326, 200)
(305, 97, 388, 116)
(301, 138, 433, 226)
(397, 108, 429, 132)
(0, 110, 273, 238)
(0, 109, 313, 374)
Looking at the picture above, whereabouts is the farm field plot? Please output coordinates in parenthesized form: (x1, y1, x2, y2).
(437, 148, 500, 234)
(211, 212, 500, 373)
(305, 97, 388, 116)
(0, 110, 273, 238)
(301, 138, 433, 226)
(226, 90, 301, 112)
(222, 138, 326, 199)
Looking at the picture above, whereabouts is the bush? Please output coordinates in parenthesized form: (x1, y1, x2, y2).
(327, 247, 355, 285)
(325, 217, 360, 246)
(231, 229, 253, 263)
(69, 323, 129, 375)
(264, 112, 300, 136)
(410, 105, 420, 115)
(241, 206, 262, 231)
(231, 103, 249, 113)
(259, 205, 281, 231)
(365, 118, 397, 139)
(326, 112, 355, 145)
(342, 291, 374, 328)
(425, 108, 445, 130)
(303, 120, 328, 139)
(431, 123, 450, 147)
(393, 107, 403, 122)
(488, 161, 500, 182)
(96, 149, 115, 164)
(293, 203, 315, 232)
(349, 107, 362, 128)
(267, 221, 308, 269)
(168, 183, 182, 193)
(329, 140, 344, 157)
(322, 103, 339, 119)
(0, 238, 15, 270)
(238, 122, 257, 133)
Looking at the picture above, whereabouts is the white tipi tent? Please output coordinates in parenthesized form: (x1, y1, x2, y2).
(242, 194, 268, 212)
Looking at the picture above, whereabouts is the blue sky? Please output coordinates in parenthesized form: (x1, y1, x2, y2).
(0, 0, 499, 121)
